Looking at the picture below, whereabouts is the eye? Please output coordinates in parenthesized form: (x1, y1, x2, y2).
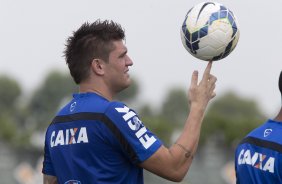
(119, 50, 127, 58)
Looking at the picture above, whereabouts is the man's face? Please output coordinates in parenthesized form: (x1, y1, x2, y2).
(104, 40, 133, 93)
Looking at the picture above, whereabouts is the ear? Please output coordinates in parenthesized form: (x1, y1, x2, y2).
(91, 59, 105, 76)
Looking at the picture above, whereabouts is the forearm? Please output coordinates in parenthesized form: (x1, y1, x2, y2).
(142, 104, 206, 181)
(176, 103, 205, 154)
(167, 104, 206, 176)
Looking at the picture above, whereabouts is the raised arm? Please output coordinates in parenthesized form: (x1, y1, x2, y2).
(140, 61, 217, 182)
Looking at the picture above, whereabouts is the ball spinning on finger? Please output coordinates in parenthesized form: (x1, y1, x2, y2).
(180, 2, 240, 61)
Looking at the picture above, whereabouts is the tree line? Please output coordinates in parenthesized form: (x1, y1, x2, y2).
(0, 70, 266, 152)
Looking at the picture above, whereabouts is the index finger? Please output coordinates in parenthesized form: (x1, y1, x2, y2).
(203, 61, 213, 80)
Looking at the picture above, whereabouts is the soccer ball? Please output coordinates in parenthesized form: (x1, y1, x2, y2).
(180, 2, 240, 61)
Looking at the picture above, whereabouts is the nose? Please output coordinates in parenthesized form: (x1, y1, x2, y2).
(126, 55, 133, 66)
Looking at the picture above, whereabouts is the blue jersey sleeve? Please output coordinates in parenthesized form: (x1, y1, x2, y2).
(42, 131, 56, 176)
(105, 102, 162, 163)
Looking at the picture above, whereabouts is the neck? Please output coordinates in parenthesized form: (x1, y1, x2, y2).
(79, 83, 113, 101)
(273, 108, 282, 122)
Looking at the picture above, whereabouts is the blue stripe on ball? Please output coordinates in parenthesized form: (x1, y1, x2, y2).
(192, 31, 198, 42)
(220, 5, 227, 11)
(220, 10, 228, 19)
(199, 26, 208, 38)
(209, 12, 219, 25)
(191, 41, 199, 52)
(227, 12, 234, 25)
(212, 53, 223, 61)
(182, 25, 191, 41)
(222, 40, 233, 58)
(185, 39, 192, 50)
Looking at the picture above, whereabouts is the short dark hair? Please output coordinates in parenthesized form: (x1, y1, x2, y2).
(64, 20, 125, 84)
(279, 71, 282, 96)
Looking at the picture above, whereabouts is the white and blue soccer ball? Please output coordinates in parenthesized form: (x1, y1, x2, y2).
(181, 2, 240, 61)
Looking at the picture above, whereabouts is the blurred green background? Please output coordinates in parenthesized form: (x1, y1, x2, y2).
(0, 71, 267, 184)
(1, 1, 281, 183)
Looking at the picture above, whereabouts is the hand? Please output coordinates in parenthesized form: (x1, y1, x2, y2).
(188, 61, 217, 110)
